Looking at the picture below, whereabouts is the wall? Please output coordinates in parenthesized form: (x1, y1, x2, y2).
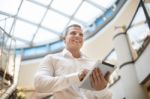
(135, 41, 150, 83)
(18, 59, 41, 88)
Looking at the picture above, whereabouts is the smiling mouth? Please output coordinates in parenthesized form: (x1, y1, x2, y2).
(73, 40, 81, 44)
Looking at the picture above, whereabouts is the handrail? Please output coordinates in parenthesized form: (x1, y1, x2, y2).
(0, 25, 19, 98)
(0, 26, 16, 88)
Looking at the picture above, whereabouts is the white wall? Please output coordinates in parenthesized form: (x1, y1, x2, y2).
(135, 41, 150, 83)
(18, 59, 41, 88)
(109, 79, 125, 99)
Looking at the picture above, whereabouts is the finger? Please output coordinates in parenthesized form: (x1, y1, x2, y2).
(93, 68, 101, 86)
(97, 69, 108, 83)
(96, 68, 103, 81)
(91, 68, 99, 86)
(79, 73, 85, 81)
(92, 69, 97, 83)
(99, 72, 108, 88)
(79, 70, 87, 81)
(97, 68, 103, 76)
(95, 68, 101, 81)
(90, 75, 94, 88)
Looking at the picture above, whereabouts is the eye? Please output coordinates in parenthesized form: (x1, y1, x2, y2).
(79, 33, 83, 37)
(70, 31, 76, 35)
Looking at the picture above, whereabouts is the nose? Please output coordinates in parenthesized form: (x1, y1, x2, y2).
(76, 33, 80, 37)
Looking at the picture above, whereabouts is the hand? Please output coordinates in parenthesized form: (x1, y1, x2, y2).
(90, 68, 111, 91)
(78, 69, 88, 81)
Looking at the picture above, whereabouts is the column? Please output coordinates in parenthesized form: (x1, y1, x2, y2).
(113, 27, 147, 99)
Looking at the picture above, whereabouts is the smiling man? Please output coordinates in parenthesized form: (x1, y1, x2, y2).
(34, 24, 112, 99)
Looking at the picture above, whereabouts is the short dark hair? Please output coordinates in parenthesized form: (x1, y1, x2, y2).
(63, 24, 82, 37)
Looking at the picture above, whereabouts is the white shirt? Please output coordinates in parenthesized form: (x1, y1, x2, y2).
(34, 49, 112, 99)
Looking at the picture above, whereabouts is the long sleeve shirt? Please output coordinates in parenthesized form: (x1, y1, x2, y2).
(34, 49, 112, 99)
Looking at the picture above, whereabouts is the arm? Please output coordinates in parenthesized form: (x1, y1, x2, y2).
(34, 55, 81, 93)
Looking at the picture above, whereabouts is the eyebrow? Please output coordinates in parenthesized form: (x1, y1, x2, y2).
(70, 30, 83, 33)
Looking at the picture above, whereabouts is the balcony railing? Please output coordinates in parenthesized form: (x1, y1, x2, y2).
(0, 27, 21, 99)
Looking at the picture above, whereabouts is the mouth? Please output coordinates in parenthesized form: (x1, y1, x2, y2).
(72, 39, 81, 44)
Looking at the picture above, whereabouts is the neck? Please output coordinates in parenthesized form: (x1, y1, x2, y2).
(67, 47, 81, 58)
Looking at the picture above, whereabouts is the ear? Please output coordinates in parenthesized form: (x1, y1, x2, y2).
(63, 36, 66, 43)
(63, 36, 66, 40)
(60, 35, 65, 40)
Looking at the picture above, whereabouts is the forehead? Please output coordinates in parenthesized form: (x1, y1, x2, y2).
(68, 26, 83, 33)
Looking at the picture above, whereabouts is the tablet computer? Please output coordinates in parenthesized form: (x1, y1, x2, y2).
(79, 60, 116, 90)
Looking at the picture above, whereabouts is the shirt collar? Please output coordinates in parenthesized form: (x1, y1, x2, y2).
(62, 48, 87, 59)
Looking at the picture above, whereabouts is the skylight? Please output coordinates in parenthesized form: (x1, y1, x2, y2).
(0, 0, 118, 49)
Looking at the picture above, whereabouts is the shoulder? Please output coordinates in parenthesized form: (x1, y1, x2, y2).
(42, 52, 63, 61)
(38, 52, 63, 67)
(81, 53, 94, 61)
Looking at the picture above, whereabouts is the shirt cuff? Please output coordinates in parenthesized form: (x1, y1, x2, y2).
(94, 86, 110, 96)
(66, 72, 81, 86)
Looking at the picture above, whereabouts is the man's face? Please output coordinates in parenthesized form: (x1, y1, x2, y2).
(64, 26, 84, 50)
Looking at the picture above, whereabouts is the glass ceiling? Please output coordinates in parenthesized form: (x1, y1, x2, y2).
(0, 0, 126, 60)
(0, 0, 118, 48)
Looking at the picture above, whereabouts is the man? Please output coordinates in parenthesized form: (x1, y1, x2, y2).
(34, 24, 112, 99)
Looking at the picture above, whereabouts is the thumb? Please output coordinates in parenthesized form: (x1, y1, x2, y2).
(79, 69, 88, 81)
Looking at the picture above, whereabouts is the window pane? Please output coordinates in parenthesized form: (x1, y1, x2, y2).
(127, 7, 150, 50)
(15, 40, 29, 48)
(89, 0, 117, 8)
(0, 14, 14, 33)
(0, 0, 21, 15)
(75, 2, 103, 24)
(18, 0, 46, 24)
(33, 28, 59, 46)
(51, 0, 82, 16)
(132, 7, 146, 25)
(41, 10, 69, 33)
(127, 24, 150, 50)
(13, 20, 37, 41)
(5, 38, 16, 49)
